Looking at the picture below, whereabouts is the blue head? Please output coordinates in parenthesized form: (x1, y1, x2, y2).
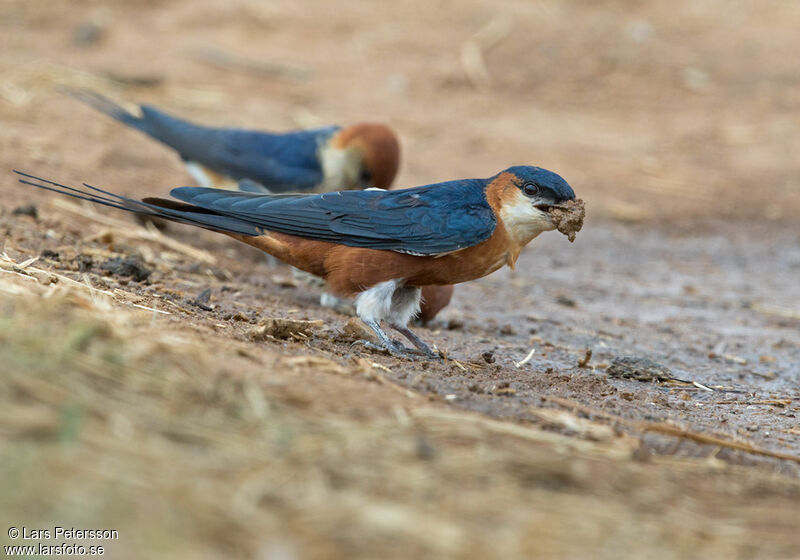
(485, 165, 578, 247)
(504, 165, 576, 209)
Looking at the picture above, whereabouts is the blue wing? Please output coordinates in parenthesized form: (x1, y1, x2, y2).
(15, 171, 497, 256)
(68, 89, 336, 192)
(156, 119, 336, 191)
(169, 178, 497, 255)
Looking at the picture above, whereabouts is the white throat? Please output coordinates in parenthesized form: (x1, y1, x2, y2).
(318, 144, 362, 192)
(499, 190, 555, 248)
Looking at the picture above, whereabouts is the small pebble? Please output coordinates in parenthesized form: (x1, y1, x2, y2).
(500, 324, 516, 336)
(446, 318, 465, 330)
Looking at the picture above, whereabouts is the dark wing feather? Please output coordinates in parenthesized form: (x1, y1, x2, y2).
(169, 178, 496, 255)
(237, 178, 273, 193)
(14, 171, 262, 236)
(15, 171, 497, 256)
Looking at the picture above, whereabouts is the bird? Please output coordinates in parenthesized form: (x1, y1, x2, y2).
(65, 89, 401, 193)
(67, 89, 455, 322)
(15, 165, 577, 359)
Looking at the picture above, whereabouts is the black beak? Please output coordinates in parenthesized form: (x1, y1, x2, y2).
(535, 199, 572, 211)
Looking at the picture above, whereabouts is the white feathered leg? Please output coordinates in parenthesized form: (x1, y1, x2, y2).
(353, 280, 436, 359)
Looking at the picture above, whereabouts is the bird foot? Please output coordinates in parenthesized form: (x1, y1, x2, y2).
(403, 345, 442, 359)
(349, 340, 426, 361)
(353, 318, 441, 360)
(389, 325, 441, 359)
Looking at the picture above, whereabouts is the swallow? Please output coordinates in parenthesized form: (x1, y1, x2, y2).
(16, 166, 577, 359)
(65, 89, 400, 193)
(69, 90, 454, 320)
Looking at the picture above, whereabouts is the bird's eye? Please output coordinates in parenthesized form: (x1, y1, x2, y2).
(359, 168, 373, 186)
(522, 183, 540, 196)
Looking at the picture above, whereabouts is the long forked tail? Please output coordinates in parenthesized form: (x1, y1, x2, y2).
(61, 88, 154, 134)
(62, 88, 209, 150)
(14, 171, 261, 236)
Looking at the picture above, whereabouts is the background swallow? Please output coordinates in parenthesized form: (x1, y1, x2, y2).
(417, 285, 454, 324)
(66, 89, 400, 193)
(16, 165, 577, 358)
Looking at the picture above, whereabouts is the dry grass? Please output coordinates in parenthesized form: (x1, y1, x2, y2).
(2, 272, 800, 559)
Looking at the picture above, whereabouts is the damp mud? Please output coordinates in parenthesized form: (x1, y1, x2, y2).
(549, 198, 585, 242)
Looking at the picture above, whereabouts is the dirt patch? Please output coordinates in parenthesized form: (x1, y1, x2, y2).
(248, 317, 324, 341)
(11, 204, 38, 219)
(607, 356, 676, 382)
(99, 255, 152, 282)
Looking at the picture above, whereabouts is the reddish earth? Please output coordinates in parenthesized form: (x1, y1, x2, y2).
(1, 1, 799, 558)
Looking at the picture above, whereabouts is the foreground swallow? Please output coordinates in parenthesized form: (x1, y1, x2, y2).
(16, 166, 581, 359)
(240, 177, 454, 323)
(66, 89, 400, 193)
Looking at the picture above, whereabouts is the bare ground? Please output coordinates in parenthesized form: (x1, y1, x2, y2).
(1, 1, 800, 558)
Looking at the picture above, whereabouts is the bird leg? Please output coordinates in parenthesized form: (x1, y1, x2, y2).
(353, 280, 436, 360)
(355, 319, 421, 360)
(390, 324, 438, 358)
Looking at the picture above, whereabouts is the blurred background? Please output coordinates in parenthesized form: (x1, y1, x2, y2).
(2, 0, 799, 223)
(2, 1, 800, 559)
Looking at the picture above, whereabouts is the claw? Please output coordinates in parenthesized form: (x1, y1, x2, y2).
(353, 318, 440, 361)
(350, 339, 420, 360)
(390, 324, 440, 359)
